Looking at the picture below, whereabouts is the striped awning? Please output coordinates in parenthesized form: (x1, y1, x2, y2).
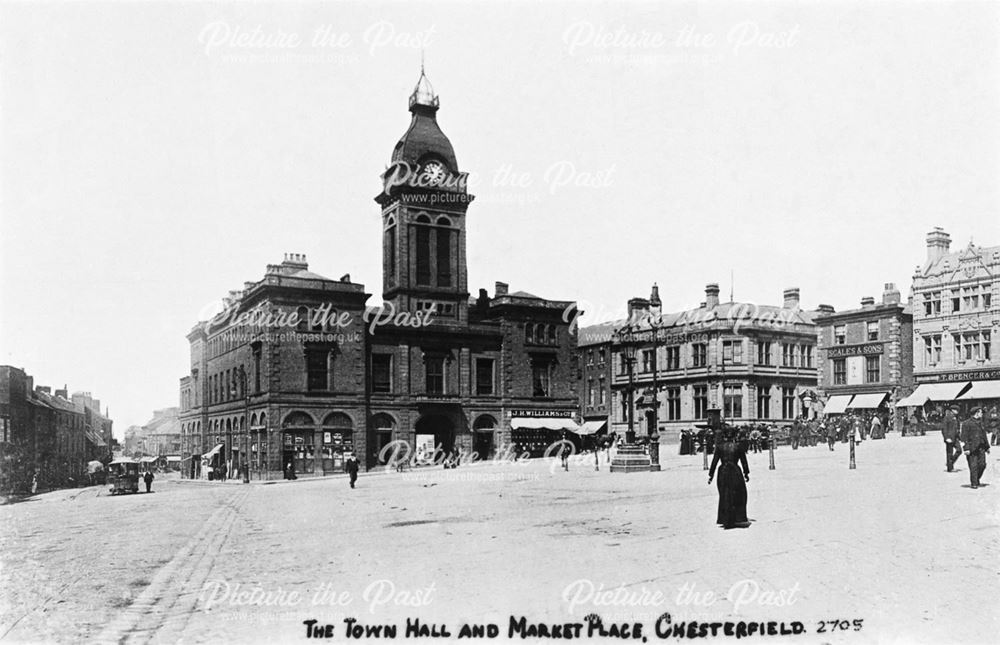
(822, 395, 854, 415)
(510, 417, 579, 432)
(957, 380, 1000, 401)
(847, 391, 889, 409)
(574, 420, 607, 436)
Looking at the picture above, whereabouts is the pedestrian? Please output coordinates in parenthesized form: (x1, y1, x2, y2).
(31, 471, 38, 495)
(285, 460, 297, 480)
(870, 414, 883, 440)
(790, 420, 800, 450)
(961, 407, 990, 489)
(988, 407, 1000, 447)
(825, 420, 837, 451)
(748, 427, 762, 454)
(942, 407, 961, 473)
(143, 470, 154, 493)
(345, 453, 359, 489)
(707, 425, 750, 529)
(560, 441, 571, 471)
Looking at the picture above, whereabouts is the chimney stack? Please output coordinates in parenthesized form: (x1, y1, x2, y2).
(495, 281, 508, 296)
(860, 296, 875, 307)
(649, 283, 661, 315)
(783, 287, 800, 309)
(816, 304, 836, 315)
(36, 385, 51, 395)
(627, 297, 650, 321)
(882, 282, 901, 305)
(704, 283, 720, 308)
(926, 227, 951, 264)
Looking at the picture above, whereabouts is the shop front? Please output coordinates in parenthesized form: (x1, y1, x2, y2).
(509, 409, 579, 458)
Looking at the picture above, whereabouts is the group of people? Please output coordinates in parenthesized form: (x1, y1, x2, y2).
(941, 406, 996, 488)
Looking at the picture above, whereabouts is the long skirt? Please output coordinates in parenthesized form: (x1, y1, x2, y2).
(716, 463, 748, 526)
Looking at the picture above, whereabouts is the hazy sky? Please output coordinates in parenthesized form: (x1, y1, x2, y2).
(1, 1, 998, 433)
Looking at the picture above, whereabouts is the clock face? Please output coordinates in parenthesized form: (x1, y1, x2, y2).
(422, 161, 446, 184)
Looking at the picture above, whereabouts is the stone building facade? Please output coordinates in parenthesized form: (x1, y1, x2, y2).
(597, 284, 820, 443)
(178, 69, 578, 476)
(814, 283, 914, 427)
(905, 227, 999, 411)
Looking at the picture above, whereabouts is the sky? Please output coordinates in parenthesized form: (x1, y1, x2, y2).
(1, 1, 998, 434)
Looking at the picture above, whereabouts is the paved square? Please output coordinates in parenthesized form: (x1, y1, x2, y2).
(2, 435, 997, 643)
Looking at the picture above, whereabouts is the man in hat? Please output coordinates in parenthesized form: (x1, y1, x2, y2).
(988, 407, 1000, 446)
(942, 406, 961, 473)
(961, 407, 989, 488)
(345, 453, 360, 488)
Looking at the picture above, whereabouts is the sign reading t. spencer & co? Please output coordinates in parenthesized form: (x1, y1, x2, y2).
(826, 342, 884, 358)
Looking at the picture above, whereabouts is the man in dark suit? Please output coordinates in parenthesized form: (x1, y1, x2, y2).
(345, 453, 360, 488)
(942, 407, 961, 472)
(961, 408, 990, 489)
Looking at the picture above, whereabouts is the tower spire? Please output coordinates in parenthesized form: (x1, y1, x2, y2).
(409, 56, 438, 110)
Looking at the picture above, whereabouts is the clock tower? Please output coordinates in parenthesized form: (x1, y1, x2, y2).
(375, 67, 474, 322)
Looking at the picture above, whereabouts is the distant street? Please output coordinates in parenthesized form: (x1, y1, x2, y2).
(2, 435, 998, 644)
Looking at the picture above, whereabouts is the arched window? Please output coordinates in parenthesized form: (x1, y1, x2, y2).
(547, 325, 557, 345)
(385, 223, 397, 283)
(415, 215, 431, 285)
(436, 225, 452, 287)
(282, 411, 315, 428)
(436, 216, 451, 226)
(525, 324, 534, 344)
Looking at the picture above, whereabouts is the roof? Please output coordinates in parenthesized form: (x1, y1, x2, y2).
(509, 290, 541, 299)
(598, 300, 817, 337)
(578, 322, 616, 347)
(920, 242, 1000, 278)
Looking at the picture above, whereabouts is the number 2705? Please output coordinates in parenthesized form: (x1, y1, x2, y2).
(817, 619, 863, 633)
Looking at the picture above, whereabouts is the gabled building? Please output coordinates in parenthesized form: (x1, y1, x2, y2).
(903, 228, 999, 414)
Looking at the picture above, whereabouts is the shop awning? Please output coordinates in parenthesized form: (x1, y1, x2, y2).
(139, 456, 157, 463)
(847, 391, 889, 409)
(895, 391, 927, 407)
(822, 395, 854, 415)
(202, 443, 224, 460)
(166, 456, 182, 462)
(510, 417, 579, 432)
(898, 382, 971, 406)
(957, 380, 1000, 401)
(574, 420, 607, 436)
(85, 429, 106, 447)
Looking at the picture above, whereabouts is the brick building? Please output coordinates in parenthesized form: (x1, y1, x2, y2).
(178, 69, 579, 476)
(0, 366, 112, 492)
(590, 283, 820, 444)
(814, 283, 914, 428)
(899, 228, 1000, 414)
(578, 323, 615, 436)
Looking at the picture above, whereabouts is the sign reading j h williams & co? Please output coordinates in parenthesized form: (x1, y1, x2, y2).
(826, 342, 885, 358)
(508, 409, 575, 418)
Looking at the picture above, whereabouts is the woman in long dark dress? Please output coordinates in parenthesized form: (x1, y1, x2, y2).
(708, 428, 750, 528)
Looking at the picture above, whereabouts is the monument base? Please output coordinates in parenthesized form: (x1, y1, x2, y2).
(610, 444, 652, 473)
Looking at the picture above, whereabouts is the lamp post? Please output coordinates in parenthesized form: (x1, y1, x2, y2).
(648, 327, 662, 472)
(622, 337, 637, 444)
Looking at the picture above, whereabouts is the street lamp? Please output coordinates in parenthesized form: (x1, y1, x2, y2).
(621, 334, 638, 444)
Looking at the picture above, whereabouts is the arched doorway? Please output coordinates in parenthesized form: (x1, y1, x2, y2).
(472, 414, 497, 462)
(414, 414, 454, 464)
(371, 413, 396, 464)
(321, 412, 353, 473)
(282, 411, 316, 475)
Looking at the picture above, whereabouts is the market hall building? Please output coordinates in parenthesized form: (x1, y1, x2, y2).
(896, 228, 1000, 417)
(177, 70, 579, 478)
(814, 283, 914, 429)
